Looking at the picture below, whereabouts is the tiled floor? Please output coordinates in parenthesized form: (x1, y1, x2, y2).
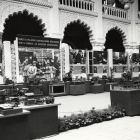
(55, 92, 110, 117)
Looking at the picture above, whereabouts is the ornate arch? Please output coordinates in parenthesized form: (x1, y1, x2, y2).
(2, 9, 46, 43)
(62, 19, 93, 50)
(104, 26, 126, 52)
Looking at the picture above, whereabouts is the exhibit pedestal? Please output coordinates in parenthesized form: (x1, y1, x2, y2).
(90, 84, 104, 93)
(70, 84, 86, 95)
(23, 104, 60, 139)
(49, 83, 66, 96)
(0, 110, 30, 140)
(110, 89, 140, 116)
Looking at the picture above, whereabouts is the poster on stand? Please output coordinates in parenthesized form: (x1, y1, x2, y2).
(113, 52, 127, 65)
(91, 51, 107, 74)
(93, 51, 107, 64)
(69, 48, 87, 79)
(69, 49, 86, 64)
(113, 52, 127, 73)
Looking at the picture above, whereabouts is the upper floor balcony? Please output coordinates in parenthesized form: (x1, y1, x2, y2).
(59, 0, 130, 22)
(59, 0, 97, 17)
(102, 4, 129, 22)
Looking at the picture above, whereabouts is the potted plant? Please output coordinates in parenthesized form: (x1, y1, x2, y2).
(110, 69, 140, 116)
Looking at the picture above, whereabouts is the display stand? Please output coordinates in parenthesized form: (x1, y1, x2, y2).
(49, 83, 65, 96)
(0, 110, 30, 140)
(90, 84, 104, 93)
(23, 104, 60, 139)
(110, 89, 140, 116)
(70, 82, 86, 95)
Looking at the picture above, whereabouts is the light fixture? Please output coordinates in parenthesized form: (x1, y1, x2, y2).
(124, 2, 130, 9)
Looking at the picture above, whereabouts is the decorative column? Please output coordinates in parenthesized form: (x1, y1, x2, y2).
(3, 41, 12, 80)
(60, 43, 70, 80)
(127, 0, 138, 45)
(126, 52, 130, 71)
(107, 49, 113, 77)
(94, 0, 103, 43)
(49, 0, 60, 37)
(14, 38, 20, 83)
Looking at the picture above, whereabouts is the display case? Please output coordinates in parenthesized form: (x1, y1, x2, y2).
(49, 83, 65, 96)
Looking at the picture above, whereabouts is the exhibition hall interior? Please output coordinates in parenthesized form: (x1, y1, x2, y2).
(0, 0, 140, 140)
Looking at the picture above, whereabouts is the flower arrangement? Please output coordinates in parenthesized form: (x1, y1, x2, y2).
(90, 76, 99, 84)
(4, 77, 14, 85)
(58, 106, 125, 132)
(121, 70, 132, 82)
(45, 96, 55, 104)
(63, 71, 72, 82)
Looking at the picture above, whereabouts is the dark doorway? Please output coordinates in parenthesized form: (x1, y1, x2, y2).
(104, 26, 126, 52)
(2, 9, 46, 43)
(62, 19, 93, 50)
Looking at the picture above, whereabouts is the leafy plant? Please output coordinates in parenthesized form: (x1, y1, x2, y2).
(63, 71, 72, 82)
(121, 70, 132, 82)
(58, 106, 125, 132)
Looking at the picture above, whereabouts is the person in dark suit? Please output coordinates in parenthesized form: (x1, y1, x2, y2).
(75, 50, 83, 64)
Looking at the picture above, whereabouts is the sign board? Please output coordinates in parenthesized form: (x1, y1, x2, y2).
(17, 34, 60, 49)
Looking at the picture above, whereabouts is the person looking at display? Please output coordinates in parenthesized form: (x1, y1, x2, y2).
(22, 57, 29, 83)
(27, 61, 37, 84)
(75, 50, 83, 64)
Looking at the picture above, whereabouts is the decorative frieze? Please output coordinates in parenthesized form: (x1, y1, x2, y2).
(13, 0, 52, 7)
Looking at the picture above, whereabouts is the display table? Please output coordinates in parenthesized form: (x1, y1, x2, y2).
(0, 84, 14, 90)
(90, 84, 104, 93)
(70, 83, 86, 95)
(110, 89, 140, 116)
(23, 104, 60, 139)
(85, 81, 91, 93)
(104, 82, 117, 92)
(28, 85, 43, 95)
(0, 110, 30, 140)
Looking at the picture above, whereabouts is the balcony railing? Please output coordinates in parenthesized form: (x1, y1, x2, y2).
(59, 0, 95, 12)
(102, 5, 128, 20)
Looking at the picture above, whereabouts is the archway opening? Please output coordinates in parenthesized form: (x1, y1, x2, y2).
(2, 9, 46, 43)
(62, 19, 93, 50)
(104, 26, 126, 52)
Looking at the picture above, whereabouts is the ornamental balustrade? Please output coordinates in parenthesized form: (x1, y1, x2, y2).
(59, 0, 94, 12)
(102, 5, 128, 20)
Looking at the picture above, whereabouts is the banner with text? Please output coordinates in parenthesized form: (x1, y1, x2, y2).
(17, 34, 60, 49)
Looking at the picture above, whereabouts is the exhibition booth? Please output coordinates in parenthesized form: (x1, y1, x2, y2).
(0, 34, 140, 139)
